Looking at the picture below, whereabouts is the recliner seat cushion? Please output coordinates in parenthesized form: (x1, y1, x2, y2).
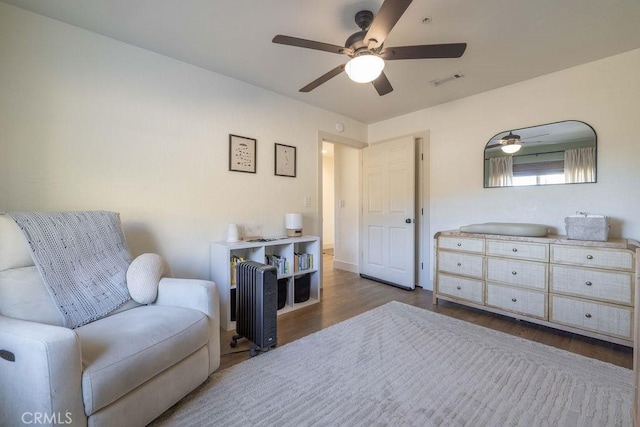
(75, 305, 209, 416)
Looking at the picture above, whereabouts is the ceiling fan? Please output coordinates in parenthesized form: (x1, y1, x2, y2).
(272, 0, 467, 96)
(493, 131, 549, 154)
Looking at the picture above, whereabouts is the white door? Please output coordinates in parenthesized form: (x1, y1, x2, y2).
(361, 136, 416, 289)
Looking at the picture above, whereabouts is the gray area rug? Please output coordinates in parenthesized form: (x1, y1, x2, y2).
(152, 301, 632, 426)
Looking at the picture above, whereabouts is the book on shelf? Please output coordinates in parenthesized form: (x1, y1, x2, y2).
(265, 254, 289, 275)
(294, 252, 313, 272)
(230, 255, 247, 287)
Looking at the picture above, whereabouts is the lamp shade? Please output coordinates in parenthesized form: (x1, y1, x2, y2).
(227, 224, 240, 242)
(345, 54, 385, 83)
(285, 213, 303, 237)
(285, 213, 303, 229)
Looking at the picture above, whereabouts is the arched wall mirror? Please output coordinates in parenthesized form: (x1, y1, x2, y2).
(484, 120, 597, 188)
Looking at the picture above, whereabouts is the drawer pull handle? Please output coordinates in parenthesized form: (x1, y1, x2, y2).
(511, 298, 517, 302)
(585, 313, 592, 318)
(585, 281, 592, 286)
(512, 248, 518, 252)
(457, 243, 462, 247)
(456, 286, 461, 290)
(512, 271, 517, 275)
(457, 262, 462, 266)
(586, 255, 593, 260)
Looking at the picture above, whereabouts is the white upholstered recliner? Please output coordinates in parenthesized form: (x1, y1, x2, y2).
(0, 213, 220, 426)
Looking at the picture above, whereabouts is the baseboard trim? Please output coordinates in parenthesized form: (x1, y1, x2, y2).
(332, 260, 358, 273)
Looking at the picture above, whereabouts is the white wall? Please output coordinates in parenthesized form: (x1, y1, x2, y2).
(0, 4, 367, 279)
(322, 143, 335, 249)
(370, 48, 640, 288)
(333, 144, 360, 272)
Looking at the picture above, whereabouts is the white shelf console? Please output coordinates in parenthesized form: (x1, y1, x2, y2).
(434, 230, 639, 347)
(211, 236, 321, 331)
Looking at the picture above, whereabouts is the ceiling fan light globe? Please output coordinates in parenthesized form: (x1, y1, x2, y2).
(345, 55, 385, 83)
(501, 143, 522, 154)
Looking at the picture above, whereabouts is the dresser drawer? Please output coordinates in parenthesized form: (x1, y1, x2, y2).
(438, 236, 484, 253)
(550, 295, 633, 339)
(437, 273, 484, 304)
(551, 245, 634, 271)
(438, 251, 484, 279)
(486, 283, 547, 319)
(486, 240, 548, 262)
(486, 257, 547, 290)
(550, 265, 633, 305)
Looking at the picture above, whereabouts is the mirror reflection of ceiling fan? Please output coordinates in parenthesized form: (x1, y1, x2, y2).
(272, 0, 467, 96)
(490, 131, 550, 154)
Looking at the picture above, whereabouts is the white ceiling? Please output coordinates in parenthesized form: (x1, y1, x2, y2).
(3, 0, 640, 123)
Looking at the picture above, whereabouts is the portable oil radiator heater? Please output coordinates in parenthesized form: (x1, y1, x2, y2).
(230, 261, 278, 356)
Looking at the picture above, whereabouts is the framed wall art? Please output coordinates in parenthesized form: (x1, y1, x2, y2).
(229, 134, 256, 173)
(275, 143, 296, 177)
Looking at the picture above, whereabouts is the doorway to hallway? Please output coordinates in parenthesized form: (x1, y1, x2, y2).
(321, 141, 360, 273)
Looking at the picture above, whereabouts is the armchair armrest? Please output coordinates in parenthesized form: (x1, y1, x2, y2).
(0, 315, 85, 426)
(153, 278, 220, 374)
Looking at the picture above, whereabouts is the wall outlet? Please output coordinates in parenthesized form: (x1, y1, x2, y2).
(304, 197, 311, 207)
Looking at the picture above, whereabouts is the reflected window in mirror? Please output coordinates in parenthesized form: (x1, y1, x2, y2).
(484, 120, 597, 188)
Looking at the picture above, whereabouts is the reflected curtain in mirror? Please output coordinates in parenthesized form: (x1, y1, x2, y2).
(564, 147, 596, 183)
(489, 156, 513, 187)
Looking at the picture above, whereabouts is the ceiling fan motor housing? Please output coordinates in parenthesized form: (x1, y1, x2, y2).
(345, 10, 376, 51)
(355, 10, 374, 30)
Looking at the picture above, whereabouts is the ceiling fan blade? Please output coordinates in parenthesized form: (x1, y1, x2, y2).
(521, 133, 549, 140)
(381, 43, 467, 60)
(372, 72, 393, 96)
(364, 0, 413, 49)
(299, 64, 346, 92)
(272, 35, 353, 55)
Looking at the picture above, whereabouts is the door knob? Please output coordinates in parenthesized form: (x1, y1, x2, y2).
(405, 218, 412, 224)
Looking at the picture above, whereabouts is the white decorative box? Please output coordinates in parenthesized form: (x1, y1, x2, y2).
(564, 213, 610, 241)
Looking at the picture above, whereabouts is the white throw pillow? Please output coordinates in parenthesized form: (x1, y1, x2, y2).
(126, 253, 172, 304)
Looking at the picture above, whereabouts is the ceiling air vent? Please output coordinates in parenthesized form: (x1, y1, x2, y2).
(430, 73, 464, 87)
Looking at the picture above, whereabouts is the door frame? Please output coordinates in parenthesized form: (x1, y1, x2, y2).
(366, 131, 430, 289)
(317, 130, 367, 283)
(316, 129, 431, 290)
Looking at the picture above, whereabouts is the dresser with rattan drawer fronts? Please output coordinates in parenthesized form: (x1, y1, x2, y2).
(434, 230, 639, 347)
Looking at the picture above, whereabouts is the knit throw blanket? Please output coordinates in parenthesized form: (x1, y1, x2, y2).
(7, 211, 132, 328)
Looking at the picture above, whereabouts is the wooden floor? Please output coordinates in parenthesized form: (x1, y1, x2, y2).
(219, 253, 633, 371)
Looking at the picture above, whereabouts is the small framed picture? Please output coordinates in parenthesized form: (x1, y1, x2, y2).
(229, 134, 257, 173)
(275, 143, 296, 177)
